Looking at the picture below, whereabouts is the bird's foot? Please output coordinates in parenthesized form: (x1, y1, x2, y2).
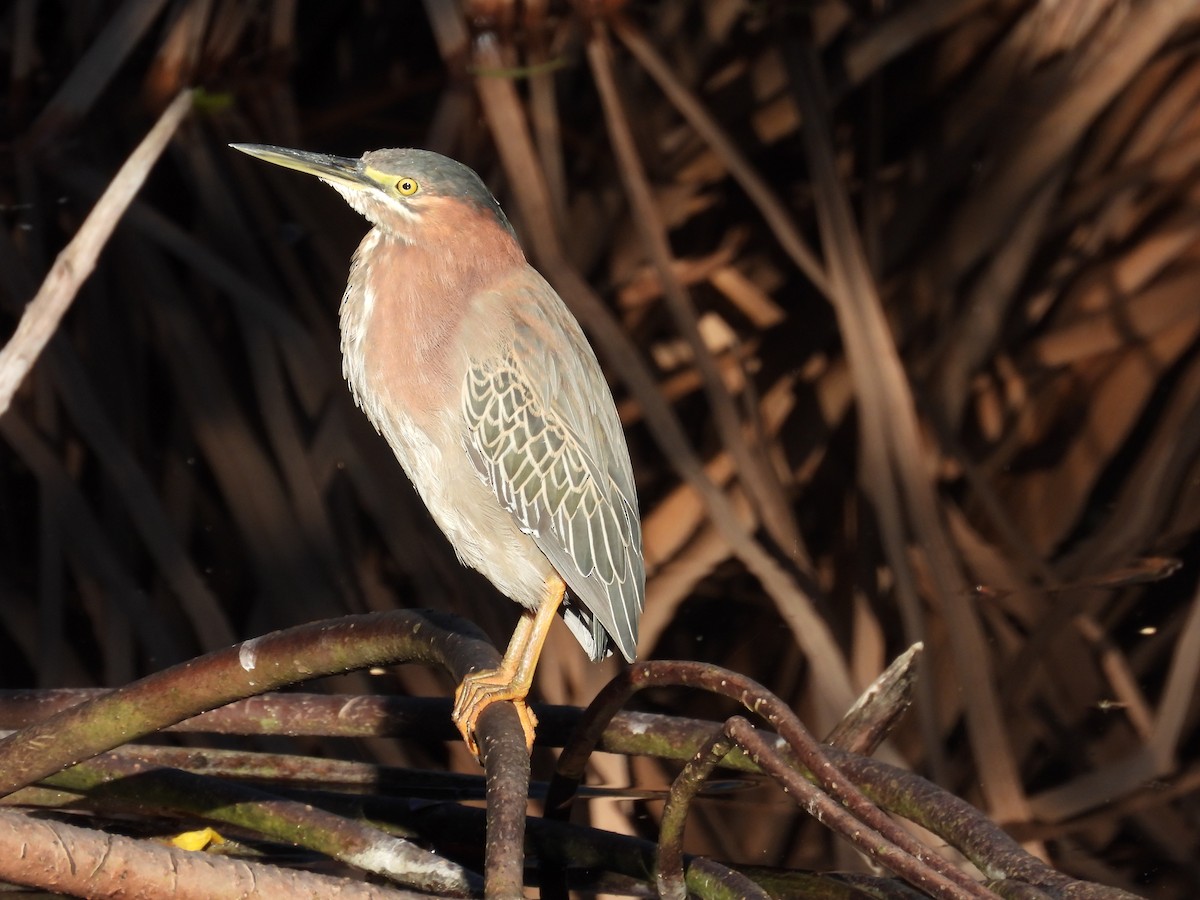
(452, 669, 538, 758)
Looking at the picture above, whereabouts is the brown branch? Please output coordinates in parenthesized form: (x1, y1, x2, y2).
(0, 610, 531, 892)
(35, 751, 480, 895)
(548, 660, 992, 899)
(0, 676, 1139, 897)
(0, 808, 423, 899)
(0, 609, 514, 793)
(730, 717, 982, 900)
(590, 707, 1139, 898)
(475, 702, 531, 898)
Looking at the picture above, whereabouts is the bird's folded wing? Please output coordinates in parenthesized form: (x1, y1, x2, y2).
(460, 309, 643, 662)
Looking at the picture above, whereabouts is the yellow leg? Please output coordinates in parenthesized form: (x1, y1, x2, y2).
(452, 574, 566, 757)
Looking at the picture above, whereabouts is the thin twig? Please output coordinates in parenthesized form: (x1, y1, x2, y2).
(0, 90, 193, 416)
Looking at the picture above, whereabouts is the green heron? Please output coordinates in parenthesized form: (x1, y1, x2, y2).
(231, 143, 644, 756)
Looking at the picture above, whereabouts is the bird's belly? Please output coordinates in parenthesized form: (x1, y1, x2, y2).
(372, 407, 555, 612)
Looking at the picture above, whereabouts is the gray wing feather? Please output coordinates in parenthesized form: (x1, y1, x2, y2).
(461, 279, 643, 662)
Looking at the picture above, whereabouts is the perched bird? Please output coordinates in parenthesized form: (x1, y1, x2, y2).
(231, 143, 644, 756)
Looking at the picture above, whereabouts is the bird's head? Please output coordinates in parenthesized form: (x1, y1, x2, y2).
(230, 143, 516, 245)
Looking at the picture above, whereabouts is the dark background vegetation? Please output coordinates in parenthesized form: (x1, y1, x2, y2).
(2, 0, 1199, 896)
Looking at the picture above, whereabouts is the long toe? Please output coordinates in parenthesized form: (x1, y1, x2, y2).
(452, 670, 539, 757)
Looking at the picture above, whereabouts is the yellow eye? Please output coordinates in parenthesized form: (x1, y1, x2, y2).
(396, 177, 419, 196)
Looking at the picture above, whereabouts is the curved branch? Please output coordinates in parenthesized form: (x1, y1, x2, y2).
(0, 609, 502, 796)
(550, 661, 992, 899)
(0, 609, 531, 895)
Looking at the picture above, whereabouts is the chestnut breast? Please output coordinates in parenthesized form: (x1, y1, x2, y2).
(341, 199, 526, 426)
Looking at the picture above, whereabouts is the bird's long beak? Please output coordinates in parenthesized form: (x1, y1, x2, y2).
(229, 143, 372, 191)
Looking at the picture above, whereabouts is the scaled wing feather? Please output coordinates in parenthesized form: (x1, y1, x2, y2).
(461, 294, 643, 662)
